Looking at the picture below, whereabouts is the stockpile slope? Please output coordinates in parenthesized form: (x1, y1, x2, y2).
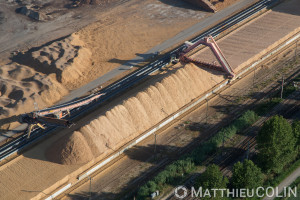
(0, 34, 91, 128)
(18, 34, 92, 85)
(47, 64, 224, 165)
(183, 0, 216, 12)
(0, 63, 67, 120)
(182, 0, 241, 12)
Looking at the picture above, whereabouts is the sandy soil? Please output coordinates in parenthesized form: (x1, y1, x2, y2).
(1, 0, 300, 199)
(66, 0, 207, 90)
(184, 0, 241, 11)
(46, 0, 300, 165)
(0, 1, 298, 199)
(14, 34, 92, 84)
(0, 0, 206, 128)
(0, 0, 245, 127)
(0, 0, 246, 128)
(0, 34, 88, 125)
(46, 63, 224, 165)
(63, 48, 300, 200)
(212, 0, 241, 10)
(0, 62, 67, 121)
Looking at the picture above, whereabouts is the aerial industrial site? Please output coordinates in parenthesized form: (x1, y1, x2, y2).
(0, 0, 299, 199)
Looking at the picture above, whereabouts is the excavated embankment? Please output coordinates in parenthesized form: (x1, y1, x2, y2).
(17, 34, 92, 85)
(0, 34, 90, 128)
(46, 64, 224, 164)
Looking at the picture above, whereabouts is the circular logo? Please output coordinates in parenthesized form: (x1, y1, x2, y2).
(174, 185, 188, 199)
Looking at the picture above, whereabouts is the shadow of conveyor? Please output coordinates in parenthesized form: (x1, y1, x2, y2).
(108, 52, 160, 66)
(0, 115, 23, 134)
(271, 0, 300, 16)
(67, 191, 115, 200)
(158, 0, 204, 11)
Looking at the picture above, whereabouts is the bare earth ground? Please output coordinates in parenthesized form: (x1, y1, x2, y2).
(0, 0, 299, 199)
(68, 0, 208, 90)
(0, 0, 246, 129)
(212, 0, 241, 10)
(0, 0, 207, 128)
(46, 0, 300, 166)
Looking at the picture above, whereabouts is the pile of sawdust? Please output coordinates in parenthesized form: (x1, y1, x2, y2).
(183, 0, 216, 12)
(1, 0, 201, 128)
(46, 131, 94, 165)
(211, 0, 241, 10)
(30, 34, 92, 84)
(70, 6, 200, 90)
(183, 0, 241, 12)
(46, 63, 224, 165)
(0, 63, 67, 121)
(0, 34, 91, 127)
(15, 5, 50, 21)
(72, 0, 106, 5)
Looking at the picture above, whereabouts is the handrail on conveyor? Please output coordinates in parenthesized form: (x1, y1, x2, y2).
(180, 35, 235, 78)
(35, 93, 106, 117)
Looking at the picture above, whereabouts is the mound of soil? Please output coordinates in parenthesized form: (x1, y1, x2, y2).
(183, 0, 216, 12)
(183, 0, 241, 12)
(70, 0, 107, 7)
(13, 34, 92, 85)
(46, 63, 224, 165)
(16, 5, 49, 21)
(0, 63, 67, 121)
(46, 131, 94, 165)
(31, 34, 92, 84)
(0, 34, 91, 125)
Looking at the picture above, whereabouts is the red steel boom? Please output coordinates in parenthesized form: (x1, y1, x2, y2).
(179, 35, 235, 78)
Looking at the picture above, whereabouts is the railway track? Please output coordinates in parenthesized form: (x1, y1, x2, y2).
(165, 90, 300, 200)
(55, 19, 300, 198)
(221, 94, 300, 176)
(0, 0, 279, 162)
(92, 47, 300, 200)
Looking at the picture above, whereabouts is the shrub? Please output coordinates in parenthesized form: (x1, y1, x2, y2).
(282, 85, 296, 98)
(154, 171, 167, 186)
(137, 185, 150, 199)
(209, 110, 258, 146)
(136, 110, 259, 198)
(234, 110, 259, 129)
(147, 181, 158, 193)
(292, 120, 300, 149)
(255, 98, 283, 116)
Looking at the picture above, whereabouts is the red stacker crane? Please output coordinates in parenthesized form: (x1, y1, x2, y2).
(173, 35, 235, 78)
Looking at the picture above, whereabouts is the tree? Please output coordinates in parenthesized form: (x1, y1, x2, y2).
(137, 181, 157, 199)
(292, 120, 300, 148)
(196, 164, 228, 200)
(257, 115, 297, 173)
(231, 160, 263, 189)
